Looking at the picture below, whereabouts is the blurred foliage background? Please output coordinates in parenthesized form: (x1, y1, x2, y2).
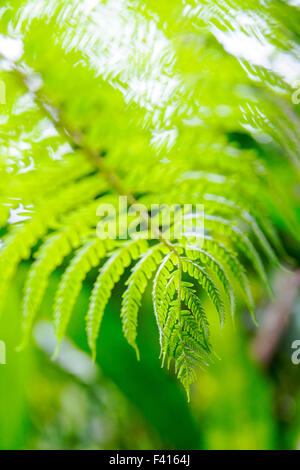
(1, 260, 300, 450)
(0, 0, 300, 450)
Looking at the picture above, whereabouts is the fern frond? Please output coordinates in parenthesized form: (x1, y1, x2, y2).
(163, 283, 213, 400)
(0, 0, 299, 398)
(202, 236, 255, 317)
(180, 286, 210, 349)
(204, 193, 280, 266)
(0, 175, 106, 312)
(53, 237, 116, 356)
(183, 245, 235, 318)
(19, 199, 104, 347)
(152, 252, 217, 397)
(5, 155, 93, 207)
(86, 238, 149, 359)
(205, 215, 272, 296)
(152, 252, 179, 343)
(180, 257, 225, 327)
(121, 242, 170, 358)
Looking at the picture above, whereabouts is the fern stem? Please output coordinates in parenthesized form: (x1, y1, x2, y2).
(6, 57, 179, 256)
(177, 255, 182, 327)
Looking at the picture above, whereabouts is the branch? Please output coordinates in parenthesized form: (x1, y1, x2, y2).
(10, 62, 136, 204)
(5, 58, 177, 253)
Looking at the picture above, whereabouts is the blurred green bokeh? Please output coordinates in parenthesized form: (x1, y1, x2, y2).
(0, 260, 299, 450)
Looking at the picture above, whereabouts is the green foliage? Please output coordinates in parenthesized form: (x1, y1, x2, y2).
(54, 237, 116, 354)
(0, 0, 299, 397)
(86, 239, 148, 359)
(121, 243, 169, 358)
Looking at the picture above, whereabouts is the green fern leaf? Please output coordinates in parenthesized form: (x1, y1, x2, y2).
(86, 238, 149, 359)
(53, 237, 116, 356)
(121, 243, 169, 359)
(183, 244, 235, 318)
(205, 215, 272, 296)
(181, 257, 225, 326)
(202, 236, 255, 317)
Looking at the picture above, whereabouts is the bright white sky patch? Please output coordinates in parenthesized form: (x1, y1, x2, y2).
(0, 34, 23, 61)
(212, 27, 300, 86)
